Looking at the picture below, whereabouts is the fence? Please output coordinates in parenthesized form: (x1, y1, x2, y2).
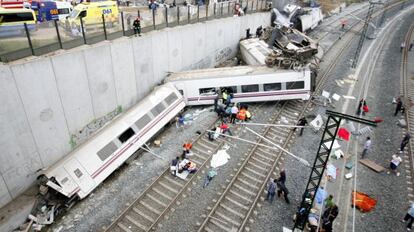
(0, 0, 269, 62)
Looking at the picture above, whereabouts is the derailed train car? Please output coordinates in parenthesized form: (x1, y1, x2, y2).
(37, 83, 185, 208)
(165, 66, 314, 106)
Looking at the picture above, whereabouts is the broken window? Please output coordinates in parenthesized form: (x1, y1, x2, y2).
(264, 83, 282, 91)
(118, 128, 135, 143)
(286, 81, 304, 90)
(199, 88, 216, 95)
(241, 84, 259, 93)
(220, 86, 237, 94)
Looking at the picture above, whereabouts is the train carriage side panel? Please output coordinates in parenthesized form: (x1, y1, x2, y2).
(42, 84, 185, 199)
(171, 68, 311, 105)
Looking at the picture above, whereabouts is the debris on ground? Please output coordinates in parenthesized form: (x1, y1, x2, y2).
(351, 191, 377, 212)
(359, 159, 385, 173)
(211, 150, 231, 168)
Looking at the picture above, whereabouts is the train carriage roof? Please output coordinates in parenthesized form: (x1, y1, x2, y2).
(165, 65, 308, 82)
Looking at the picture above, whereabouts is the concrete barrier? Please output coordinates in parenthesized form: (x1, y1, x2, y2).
(0, 12, 270, 209)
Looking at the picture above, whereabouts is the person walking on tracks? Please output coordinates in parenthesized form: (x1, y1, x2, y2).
(395, 97, 404, 116)
(400, 133, 411, 152)
(361, 136, 372, 159)
(293, 117, 308, 136)
(266, 179, 277, 203)
(388, 152, 403, 176)
(277, 180, 290, 204)
(402, 202, 414, 231)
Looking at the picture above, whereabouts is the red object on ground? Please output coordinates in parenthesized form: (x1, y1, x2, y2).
(338, 128, 350, 141)
(351, 191, 377, 212)
(374, 117, 383, 123)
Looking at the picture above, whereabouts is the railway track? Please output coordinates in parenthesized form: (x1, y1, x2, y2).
(195, 2, 413, 231)
(105, 104, 266, 232)
(401, 22, 414, 199)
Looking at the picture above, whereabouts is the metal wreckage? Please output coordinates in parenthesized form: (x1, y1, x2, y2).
(239, 24, 319, 71)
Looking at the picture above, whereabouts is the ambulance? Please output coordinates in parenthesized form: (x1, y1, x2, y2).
(65, 1, 118, 30)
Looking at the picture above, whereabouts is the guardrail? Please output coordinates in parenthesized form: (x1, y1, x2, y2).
(0, 0, 269, 63)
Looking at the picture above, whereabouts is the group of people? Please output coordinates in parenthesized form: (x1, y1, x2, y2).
(355, 96, 413, 230)
(214, 90, 252, 124)
(266, 168, 289, 204)
(170, 142, 197, 176)
(305, 187, 338, 232)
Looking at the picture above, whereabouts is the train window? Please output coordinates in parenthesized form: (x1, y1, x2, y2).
(165, 93, 178, 105)
(118, 128, 136, 143)
(286, 81, 305, 90)
(97, 141, 118, 161)
(151, 102, 166, 117)
(74, 168, 83, 178)
(135, 114, 151, 130)
(241, 84, 259, 93)
(264, 83, 282, 91)
(221, 86, 237, 94)
(199, 88, 216, 95)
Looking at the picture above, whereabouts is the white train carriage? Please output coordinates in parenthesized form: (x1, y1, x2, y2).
(239, 38, 272, 66)
(39, 83, 185, 200)
(165, 66, 313, 106)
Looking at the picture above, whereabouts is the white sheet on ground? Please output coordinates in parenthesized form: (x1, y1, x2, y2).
(176, 170, 189, 180)
(211, 150, 231, 168)
(326, 163, 337, 180)
(324, 140, 341, 150)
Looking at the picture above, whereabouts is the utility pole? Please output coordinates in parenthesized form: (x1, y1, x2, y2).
(292, 110, 377, 231)
(351, 0, 383, 68)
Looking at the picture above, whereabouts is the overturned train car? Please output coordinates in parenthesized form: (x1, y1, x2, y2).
(37, 83, 185, 209)
(165, 66, 315, 106)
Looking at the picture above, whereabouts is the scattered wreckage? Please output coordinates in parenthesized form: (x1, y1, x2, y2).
(271, 3, 324, 33)
(240, 25, 319, 71)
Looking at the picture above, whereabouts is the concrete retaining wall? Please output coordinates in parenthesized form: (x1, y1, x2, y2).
(0, 12, 269, 209)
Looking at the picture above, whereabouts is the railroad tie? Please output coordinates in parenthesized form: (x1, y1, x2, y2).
(159, 181, 179, 194)
(117, 222, 133, 232)
(125, 215, 148, 231)
(132, 207, 155, 223)
(229, 189, 253, 203)
(147, 193, 168, 207)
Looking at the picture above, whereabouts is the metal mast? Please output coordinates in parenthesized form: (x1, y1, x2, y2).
(351, 0, 382, 68)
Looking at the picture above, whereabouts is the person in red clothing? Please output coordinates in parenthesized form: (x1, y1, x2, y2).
(220, 122, 232, 136)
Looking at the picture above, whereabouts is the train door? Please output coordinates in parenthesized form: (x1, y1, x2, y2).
(174, 83, 187, 103)
(64, 158, 95, 194)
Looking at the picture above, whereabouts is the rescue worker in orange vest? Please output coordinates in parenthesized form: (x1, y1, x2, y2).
(237, 108, 247, 121)
(182, 142, 193, 159)
(245, 110, 251, 121)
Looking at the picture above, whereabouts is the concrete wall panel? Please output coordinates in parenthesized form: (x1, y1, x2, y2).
(51, 51, 94, 134)
(149, 30, 169, 84)
(110, 39, 138, 110)
(131, 36, 154, 98)
(83, 44, 118, 118)
(0, 177, 12, 208)
(167, 28, 183, 72)
(10, 59, 70, 169)
(180, 24, 196, 70)
(0, 65, 40, 206)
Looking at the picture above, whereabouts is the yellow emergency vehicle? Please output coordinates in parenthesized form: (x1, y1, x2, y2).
(65, 1, 118, 30)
